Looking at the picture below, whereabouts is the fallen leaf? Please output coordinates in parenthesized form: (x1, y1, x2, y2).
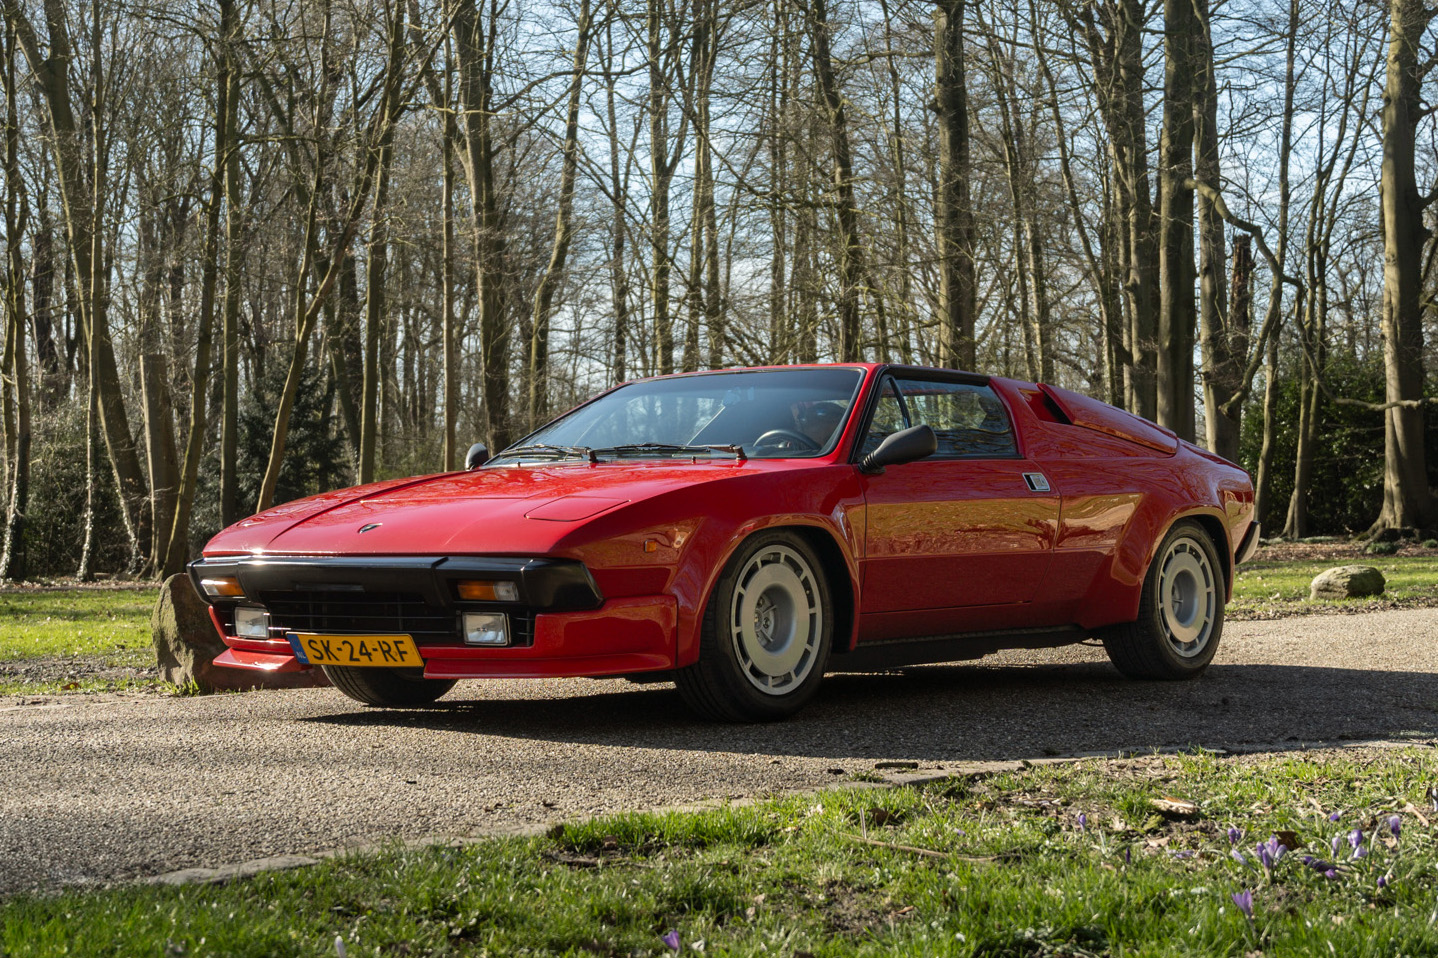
(1272, 829, 1302, 850)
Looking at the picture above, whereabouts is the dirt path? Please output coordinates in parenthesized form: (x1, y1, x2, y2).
(3, 608, 1436, 897)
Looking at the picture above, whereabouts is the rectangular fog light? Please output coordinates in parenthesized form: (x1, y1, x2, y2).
(234, 607, 270, 639)
(463, 612, 510, 646)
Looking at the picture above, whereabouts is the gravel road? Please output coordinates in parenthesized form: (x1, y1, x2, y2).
(3, 608, 1437, 897)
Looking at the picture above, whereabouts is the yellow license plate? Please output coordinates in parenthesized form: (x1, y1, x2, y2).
(289, 633, 423, 668)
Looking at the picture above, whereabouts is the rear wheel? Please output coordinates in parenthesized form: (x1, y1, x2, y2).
(676, 531, 833, 721)
(322, 666, 457, 707)
(1102, 520, 1224, 679)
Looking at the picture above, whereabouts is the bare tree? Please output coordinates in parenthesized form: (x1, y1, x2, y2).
(934, 0, 975, 370)
(1370, 0, 1437, 536)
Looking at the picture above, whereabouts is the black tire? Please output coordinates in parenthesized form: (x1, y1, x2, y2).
(322, 666, 457, 707)
(1102, 520, 1225, 680)
(675, 531, 833, 722)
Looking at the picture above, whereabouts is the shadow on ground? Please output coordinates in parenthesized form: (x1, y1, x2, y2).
(302, 659, 1438, 763)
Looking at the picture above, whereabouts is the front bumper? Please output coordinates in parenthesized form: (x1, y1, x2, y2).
(191, 555, 678, 679)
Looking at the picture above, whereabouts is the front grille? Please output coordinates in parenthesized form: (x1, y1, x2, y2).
(260, 588, 535, 647)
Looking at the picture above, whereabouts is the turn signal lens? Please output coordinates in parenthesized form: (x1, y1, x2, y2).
(200, 576, 244, 598)
(457, 579, 519, 602)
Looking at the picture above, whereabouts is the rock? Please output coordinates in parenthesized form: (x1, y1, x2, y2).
(152, 574, 327, 692)
(1309, 565, 1385, 601)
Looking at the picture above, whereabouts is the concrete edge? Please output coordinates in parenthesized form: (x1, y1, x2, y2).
(136, 734, 1436, 890)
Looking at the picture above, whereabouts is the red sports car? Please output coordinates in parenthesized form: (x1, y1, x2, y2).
(191, 364, 1258, 721)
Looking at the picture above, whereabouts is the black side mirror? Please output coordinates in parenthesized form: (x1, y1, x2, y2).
(859, 424, 937, 475)
(465, 443, 491, 470)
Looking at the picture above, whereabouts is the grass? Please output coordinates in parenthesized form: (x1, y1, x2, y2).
(3, 747, 1437, 956)
(1231, 554, 1438, 618)
(0, 588, 157, 659)
(0, 588, 159, 694)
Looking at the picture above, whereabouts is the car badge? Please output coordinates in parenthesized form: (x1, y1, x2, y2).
(358, 523, 382, 534)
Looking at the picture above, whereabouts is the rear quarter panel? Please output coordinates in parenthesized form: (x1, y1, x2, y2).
(997, 380, 1255, 629)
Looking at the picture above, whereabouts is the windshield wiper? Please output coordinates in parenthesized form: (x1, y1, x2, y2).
(497, 443, 596, 462)
(591, 442, 747, 461)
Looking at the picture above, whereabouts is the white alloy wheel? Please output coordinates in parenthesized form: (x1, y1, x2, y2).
(1101, 520, 1225, 680)
(1156, 534, 1218, 658)
(728, 544, 824, 695)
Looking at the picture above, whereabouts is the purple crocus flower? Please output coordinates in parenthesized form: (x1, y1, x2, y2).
(1377, 875, 1389, 890)
(1351, 844, 1368, 861)
(1324, 868, 1338, 879)
(1328, 811, 1342, 822)
(1389, 815, 1401, 839)
(1077, 813, 1088, 831)
(1349, 829, 1364, 849)
(1124, 847, 1132, 864)
(1227, 826, 1242, 845)
(1231, 889, 1254, 919)
(1231, 849, 1248, 866)
(662, 930, 681, 952)
(1257, 844, 1273, 871)
(1264, 836, 1288, 862)
(1331, 834, 1343, 857)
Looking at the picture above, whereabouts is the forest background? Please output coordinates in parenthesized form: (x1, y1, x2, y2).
(0, 0, 1434, 580)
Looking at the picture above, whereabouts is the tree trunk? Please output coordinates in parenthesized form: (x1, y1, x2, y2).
(161, 0, 232, 577)
(934, 0, 975, 370)
(1069, 0, 1157, 417)
(529, 0, 592, 425)
(602, 5, 630, 384)
(1157, 0, 1198, 439)
(453, 0, 513, 451)
(30, 207, 58, 404)
(1194, 0, 1237, 460)
(1252, 0, 1299, 529)
(218, 0, 243, 527)
(809, 0, 864, 361)
(1369, 0, 1437, 536)
(437, 32, 460, 471)
(140, 354, 178, 571)
(359, 126, 397, 484)
(0, 16, 27, 580)
(766, 0, 787, 364)
(647, 0, 674, 375)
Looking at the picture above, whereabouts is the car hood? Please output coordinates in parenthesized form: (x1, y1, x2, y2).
(204, 460, 762, 557)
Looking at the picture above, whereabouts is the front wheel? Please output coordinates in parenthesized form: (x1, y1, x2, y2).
(322, 666, 457, 707)
(675, 531, 833, 721)
(1102, 520, 1225, 680)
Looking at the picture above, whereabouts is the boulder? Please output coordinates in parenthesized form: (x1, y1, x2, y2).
(1309, 565, 1385, 601)
(152, 574, 327, 691)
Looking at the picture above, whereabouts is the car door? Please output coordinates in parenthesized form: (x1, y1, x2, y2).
(858, 374, 1060, 626)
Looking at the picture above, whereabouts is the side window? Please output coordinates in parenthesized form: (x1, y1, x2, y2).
(859, 379, 908, 457)
(893, 379, 1018, 459)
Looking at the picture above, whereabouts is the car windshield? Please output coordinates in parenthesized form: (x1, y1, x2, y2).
(490, 368, 865, 464)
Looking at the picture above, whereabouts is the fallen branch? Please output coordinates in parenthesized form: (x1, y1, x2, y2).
(840, 832, 996, 863)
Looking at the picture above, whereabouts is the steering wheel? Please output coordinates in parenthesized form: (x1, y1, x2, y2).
(752, 429, 821, 453)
